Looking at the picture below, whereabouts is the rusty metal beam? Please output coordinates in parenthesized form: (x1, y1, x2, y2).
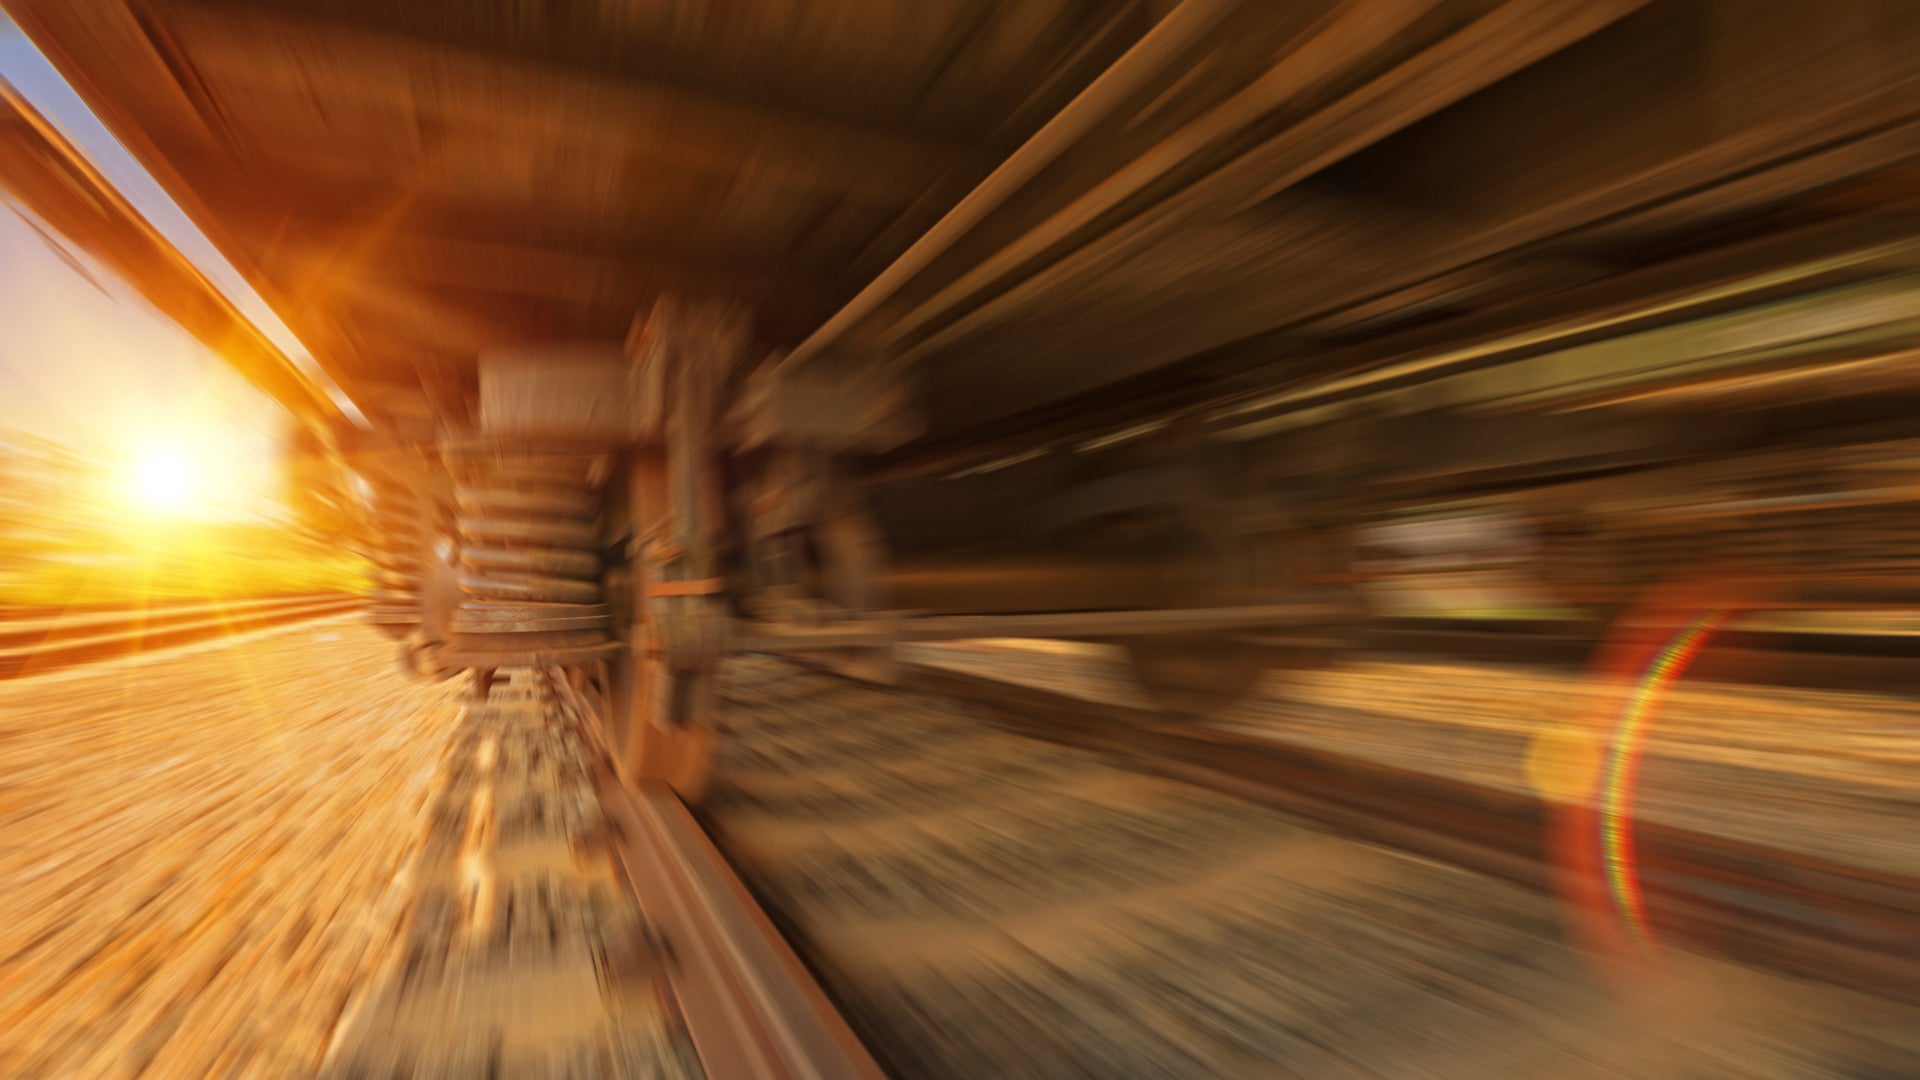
(147, 2, 968, 203)
(872, 0, 1454, 357)
(891, 1, 1920, 441)
(273, 232, 782, 318)
(872, 214, 1920, 480)
(164, 0, 1091, 146)
(890, 0, 1654, 377)
(777, 0, 1239, 374)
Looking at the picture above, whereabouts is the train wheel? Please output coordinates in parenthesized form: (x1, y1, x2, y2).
(1123, 636, 1270, 716)
(1053, 452, 1355, 717)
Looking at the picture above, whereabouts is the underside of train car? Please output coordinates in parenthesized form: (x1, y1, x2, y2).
(8, 0, 1920, 796)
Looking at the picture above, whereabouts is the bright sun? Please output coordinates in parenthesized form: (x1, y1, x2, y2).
(128, 446, 201, 513)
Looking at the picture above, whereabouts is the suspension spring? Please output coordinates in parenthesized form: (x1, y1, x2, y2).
(441, 450, 618, 668)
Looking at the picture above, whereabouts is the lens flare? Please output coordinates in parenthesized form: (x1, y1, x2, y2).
(127, 445, 200, 514)
(1599, 608, 1729, 945)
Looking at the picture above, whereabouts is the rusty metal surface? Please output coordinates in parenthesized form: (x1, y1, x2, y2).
(479, 344, 637, 442)
(548, 666, 888, 1078)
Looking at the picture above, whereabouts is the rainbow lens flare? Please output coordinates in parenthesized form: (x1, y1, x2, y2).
(1598, 608, 1729, 945)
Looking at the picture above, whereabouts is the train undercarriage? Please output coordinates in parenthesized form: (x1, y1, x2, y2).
(8, 0, 1920, 800)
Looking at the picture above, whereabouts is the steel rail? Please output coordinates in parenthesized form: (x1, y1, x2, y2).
(0, 591, 353, 637)
(730, 602, 1352, 654)
(552, 671, 888, 1080)
(0, 593, 363, 678)
(1357, 614, 1920, 697)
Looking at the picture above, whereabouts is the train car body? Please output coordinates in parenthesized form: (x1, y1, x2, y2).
(9, 0, 1920, 792)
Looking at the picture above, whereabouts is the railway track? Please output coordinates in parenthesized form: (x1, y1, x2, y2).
(322, 667, 882, 1080)
(702, 655, 1920, 1079)
(9, 619, 1917, 1077)
(0, 593, 364, 679)
(1357, 614, 1920, 696)
(883, 643, 1920, 1004)
(0, 622, 881, 1080)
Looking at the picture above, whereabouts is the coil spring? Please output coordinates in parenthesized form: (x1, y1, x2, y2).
(443, 452, 616, 667)
(365, 476, 426, 639)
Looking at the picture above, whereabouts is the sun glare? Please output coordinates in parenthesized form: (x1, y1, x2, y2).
(128, 446, 200, 513)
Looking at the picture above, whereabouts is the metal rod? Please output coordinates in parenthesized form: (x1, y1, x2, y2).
(886, 0, 1652, 377)
(880, 550, 1178, 614)
(733, 603, 1348, 651)
(879, 0, 1435, 353)
(774, 0, 1234, 375)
